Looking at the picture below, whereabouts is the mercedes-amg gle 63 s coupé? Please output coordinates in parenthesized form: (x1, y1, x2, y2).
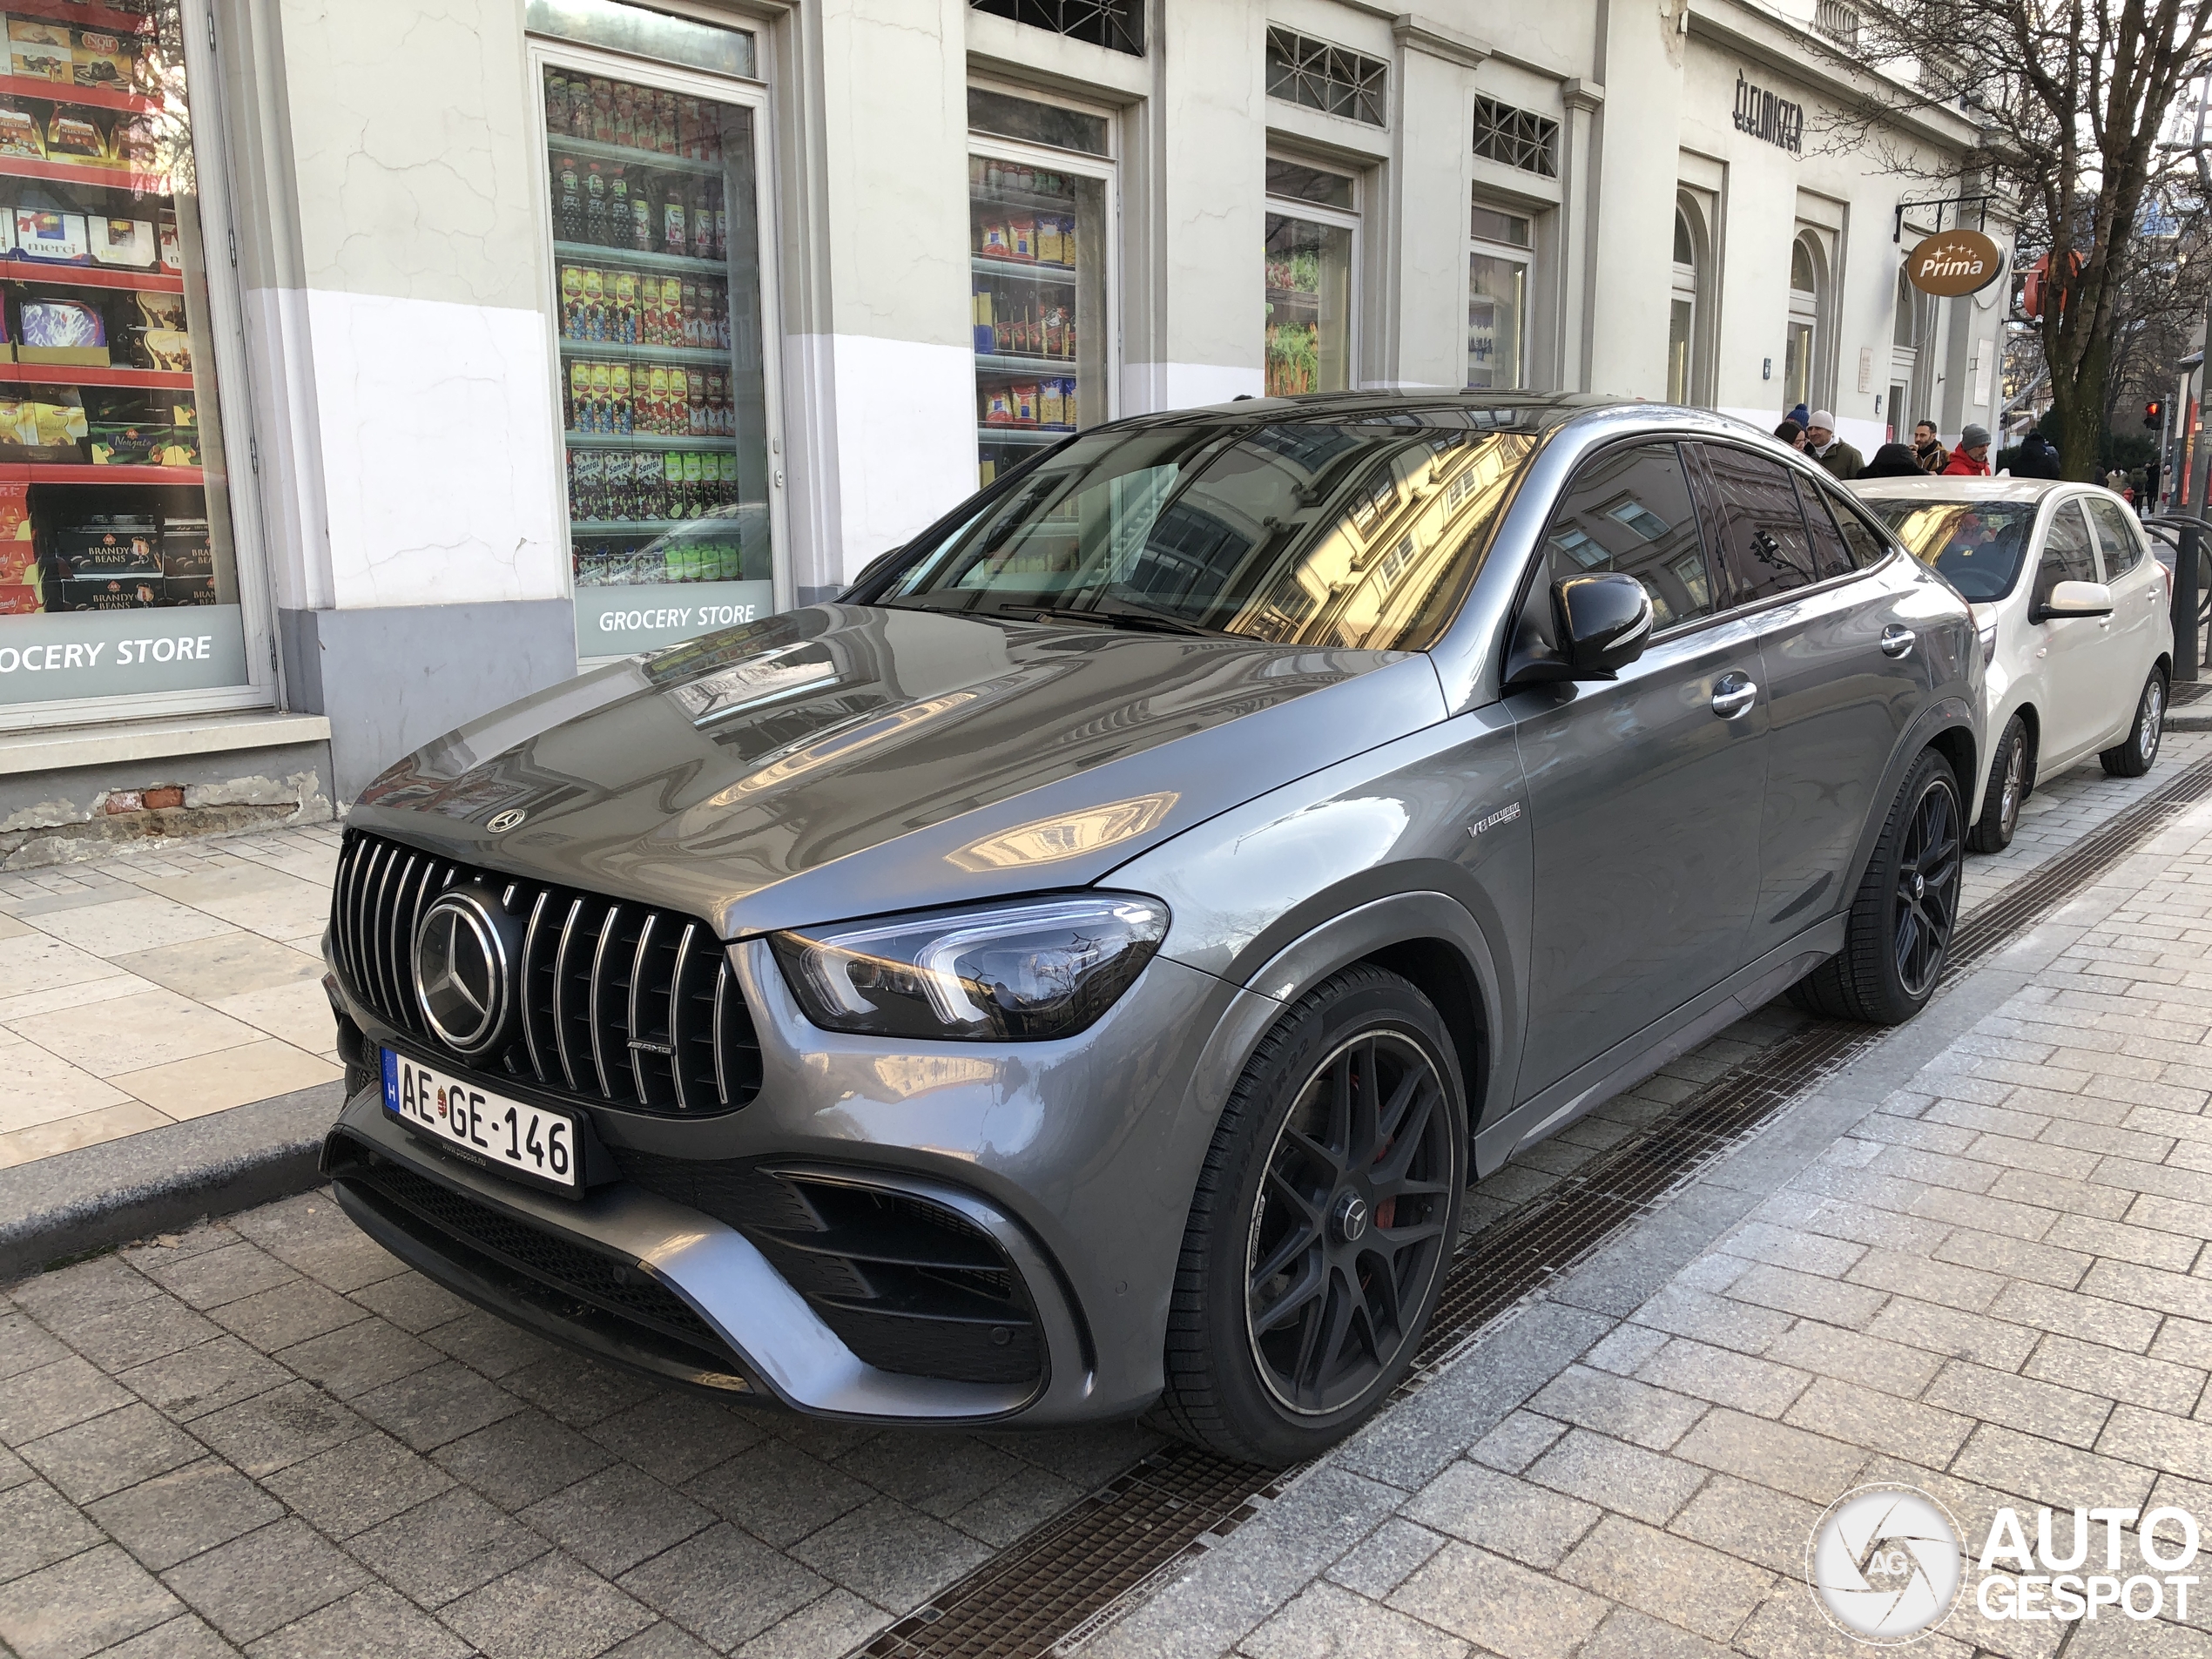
(320, 395, 1979, 1467)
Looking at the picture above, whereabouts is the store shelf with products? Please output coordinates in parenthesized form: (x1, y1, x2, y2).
(0, 157, 165, 194)
(0, 363, 189, 390)
(975, 353, 1080, 378)
(976, 427, 1065, 448)
(973, 254, 1076, 284)
(4, 0, 153, 36)
(0, 75, 157, 115)
(552, 239, 725, 278)
(0, 461, 199, 483)
(0, 261, 179, 294)
(564, 431, 732, 452)
(557, 338, 730, 368)
(558, 133, 722, 179)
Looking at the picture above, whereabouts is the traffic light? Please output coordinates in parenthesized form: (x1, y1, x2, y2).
(2148, 400, 2166, 429)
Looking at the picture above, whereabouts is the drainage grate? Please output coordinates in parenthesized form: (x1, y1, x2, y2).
(847, 749, 2212, 1659)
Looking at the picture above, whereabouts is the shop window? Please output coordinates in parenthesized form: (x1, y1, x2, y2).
(1468, 202, 1531, 390)
(0, 3, 255, 722)
(1264, 159, 1357, 397)
(536, 19, 777, 659)
(969, 86, 1113, 488)
(1471, 95, 1558, 179)
(970, 0, 1143, 57)
(1265, 27, 1387, 127)
(1784, 232, 1825, 412)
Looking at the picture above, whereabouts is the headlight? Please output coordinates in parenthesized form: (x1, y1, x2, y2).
(769, 894, 1170, 1042)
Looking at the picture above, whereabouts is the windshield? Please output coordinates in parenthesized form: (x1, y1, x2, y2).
(868, 418, 1538, 651)
(1863, 498, 2038, 601)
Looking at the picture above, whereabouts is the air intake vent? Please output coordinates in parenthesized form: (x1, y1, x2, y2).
(331, 829, 761, 1115)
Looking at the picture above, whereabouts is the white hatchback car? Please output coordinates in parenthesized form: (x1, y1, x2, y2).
(1851, 478, 2172, 852)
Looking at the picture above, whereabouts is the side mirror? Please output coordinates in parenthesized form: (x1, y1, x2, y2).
(1555, 573, 1654, 678)
(2037, 579, 2114, 621)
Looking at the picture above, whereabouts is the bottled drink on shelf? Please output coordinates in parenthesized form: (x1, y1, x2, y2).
(691, 186, 715, 262)
(546, 73, 570, 136)
(663, 183, 686, 258)
(608, 169, 631, 250)
(612, 83, 635, 148)
(555, 157, 583, 242)
(583, 162, 608, 246)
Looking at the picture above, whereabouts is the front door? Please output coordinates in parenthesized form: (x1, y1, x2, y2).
(1508, 439, 1768, 1100)
(1692, 444, 1933, 961)
(2031, 497, 2109, 764)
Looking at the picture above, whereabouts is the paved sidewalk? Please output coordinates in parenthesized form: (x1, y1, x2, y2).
(1082, 773, 2212, 1656)
(0, 826, 342, 1170)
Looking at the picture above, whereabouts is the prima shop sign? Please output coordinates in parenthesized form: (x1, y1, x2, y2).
(1733, 70, 1805, 155)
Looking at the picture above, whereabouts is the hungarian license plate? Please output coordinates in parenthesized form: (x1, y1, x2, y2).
(381, 1049, 578, 1191)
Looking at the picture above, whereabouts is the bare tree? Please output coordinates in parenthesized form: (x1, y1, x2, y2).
(1843, 0, 2212, 478)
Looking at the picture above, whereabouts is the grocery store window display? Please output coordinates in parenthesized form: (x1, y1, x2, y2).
(968, 84, 1115, 489)
(532, 7, 780, 660)
(1264, 158, 1355, 398)
(1467, 199, 1531, 390)
(0, 0, 260, 724)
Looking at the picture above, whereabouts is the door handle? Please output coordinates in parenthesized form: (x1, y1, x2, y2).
(1880, 624, 1916, 658)
(1711, 672, 1757, 718)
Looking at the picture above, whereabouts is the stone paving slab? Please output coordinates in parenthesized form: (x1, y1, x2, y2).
(0, 742, 2199, 1659)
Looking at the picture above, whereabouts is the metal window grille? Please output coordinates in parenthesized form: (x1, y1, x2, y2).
(1471, 95, 1558, 179)
(1265, 26, 1388, 127)
(968, 0, 1142, 56)
(1814, 0, 1860, 47)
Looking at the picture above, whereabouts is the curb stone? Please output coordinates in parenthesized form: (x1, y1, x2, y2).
(0, 1080, 347, 1279)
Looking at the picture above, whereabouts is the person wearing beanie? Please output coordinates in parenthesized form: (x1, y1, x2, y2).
(1942, 423, 1993, 475)
(1804, 410, 1864, 481)
(1787, 402, 1811, 429)
(1858, 442, 1925, 479)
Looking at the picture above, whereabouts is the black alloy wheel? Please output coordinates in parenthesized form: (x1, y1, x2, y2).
(1159, 965, 1467, 1467)
(1891, 773, 1961, 999)
(1788, 748, 1964, 1025)
(1245, 1030, 1455, 1417)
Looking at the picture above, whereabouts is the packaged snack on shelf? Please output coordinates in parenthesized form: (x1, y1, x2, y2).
(1038, 379, 1064, 429)
(567, 360, 591, 430)
(165, 575, 215, 605)
(73, 30, 134, 88)
(140, 328, 189, 372)
(158, 210, 180, 273)
(981, 386, 1014, 426)
(49, 574, 159, 610)
(580, 266, 605, 340)
(111, 115, 158, 172)
(7, 20, 71, 83)
(16, 212, 89, 264)
(0, 483, 28, 552)
(90, 217, 155, 268)
(20, 297, 109, 364)
(979, 220, 1011, 259)
(1009, 217, 1036, 261)
(559, 265, 586, 337)
(609, 362, 632, 435)
(1010, 382, 1040, 425)
(46, 111, 105, 162)
(973, 287, 994, 353)
(161, 520, 211, 577)
(0, 102, 44, 159)
(154, 428, 198, 466)
(611, 269, 637, 344)
(1036, 217, 1063, 265)
(51, 518, 158, 576)
(89, 422, 164, 464)
(0, 583, 37, 615)
(587, 361, 613, 432)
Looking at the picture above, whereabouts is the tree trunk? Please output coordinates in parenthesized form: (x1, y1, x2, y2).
(2048, 327, 2112, 480)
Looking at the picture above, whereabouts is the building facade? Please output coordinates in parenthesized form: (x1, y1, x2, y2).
(0, 0, 2005, 860)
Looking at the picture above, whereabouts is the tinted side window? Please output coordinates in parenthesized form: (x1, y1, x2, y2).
(1536, 441, 1716, 631)
(2032, 500, 2099, 610)
(1793, 475, 1855, 580)
(2084, 496, 2144, 577)
(1824, 486, 1892, 569)
(1699, 444, 1818, 602)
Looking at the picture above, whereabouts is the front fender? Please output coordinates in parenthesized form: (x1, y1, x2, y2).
(1845, 693, 1978, 898)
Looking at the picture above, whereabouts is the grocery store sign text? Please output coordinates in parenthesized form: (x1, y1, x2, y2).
(577, 581, 774, 658)
(0, 606, 247, 706)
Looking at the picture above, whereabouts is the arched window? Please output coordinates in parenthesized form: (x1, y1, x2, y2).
(1890, 266, 1927, 442)
(1669, 198, 1709, 406)
(1784, 233, 1824, 410)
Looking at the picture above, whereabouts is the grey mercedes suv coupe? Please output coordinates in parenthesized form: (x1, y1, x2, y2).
(320, 394, 1979, 1466)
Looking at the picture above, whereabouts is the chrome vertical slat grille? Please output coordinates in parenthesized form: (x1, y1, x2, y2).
(327, 829, 760, 1116)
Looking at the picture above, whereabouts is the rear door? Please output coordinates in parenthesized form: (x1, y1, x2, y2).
(2031, 497, 2109, 764)
(1690, 443, 1928, 964)
(2082, 494, 2164, 742)
(1507, 439, 1768, 1100)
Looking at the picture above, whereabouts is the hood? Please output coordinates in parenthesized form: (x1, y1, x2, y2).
(351, 604, 1446, 936)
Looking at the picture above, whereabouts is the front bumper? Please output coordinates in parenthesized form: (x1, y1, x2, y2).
(322, 938, 1245, 1426)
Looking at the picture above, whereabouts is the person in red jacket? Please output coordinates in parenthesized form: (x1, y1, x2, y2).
(1942, 423, 1993, 475)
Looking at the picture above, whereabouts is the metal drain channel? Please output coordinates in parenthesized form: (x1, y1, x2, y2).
(855, 750, 2212, 1659)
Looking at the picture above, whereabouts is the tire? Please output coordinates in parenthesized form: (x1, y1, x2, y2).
(1788, 748, 1964, 1025)
(2100, 668, 2167, 778)
(1966, 714, 2029, 853)
(1157, 965, 1467, 1467)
